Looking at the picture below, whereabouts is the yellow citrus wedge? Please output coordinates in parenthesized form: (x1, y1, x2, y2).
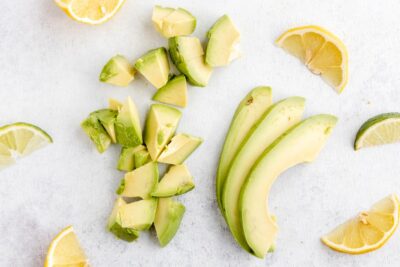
(321, 194, 399, 254)
(54, 0, 70, 10)
(276, 25, 348, 93)
(45, 226, 89, 267)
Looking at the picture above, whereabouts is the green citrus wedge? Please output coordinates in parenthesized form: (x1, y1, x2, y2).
(354, 113, 400, 150)
(0, 122, 52, 169)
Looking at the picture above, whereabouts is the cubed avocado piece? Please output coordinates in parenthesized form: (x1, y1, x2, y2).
(115, 97, 142, 147)
(116, 162, 159, 199)
(107, 197, 139, 242)
(152, 164, 194, 197)
(157, 133, 203, 165)
(109, 98, 123, 111)
(152, 6, 196, 38)
(134, 48, 170, 89)
(99, 55, 135, 86)
(154, 197, 185, 247)
(206, 15, 241, 67)
(134, 149, 151, 168)
(91, 109, 118, 143)
(152, 75, 188, 108)
(169, 36, 212, 87)
(119, 198, 158, 231)
(144, 104, 182, 161)
(117, 145, 145, 171)
(81, 114, 111, 153)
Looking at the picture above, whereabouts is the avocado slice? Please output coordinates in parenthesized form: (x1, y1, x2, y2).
(117, 162, 159, 199)
(107, 197, 139, 242)
(152, 164, 194, 197)
(144, 104, 182, 161)
(134, 149, 151, 168)
(152, 6, 174, 32)
(99, 55, 135, 87)
(157, 133, 203, 165)
(216, 87, 272, 210)
(152, 75, 188, 108)
(240, 115, 337, 258)
(152, 6, 196, 38)
(154, 197, 185, 247)
(91, 109, 118, 143)
(81, 114, 111, 153)
(169, 36, 212, 87)
(206, 15, 240, 67)
(134, 48, 170, 89)
(109, 98, 123, 111)
(222, 97, 305, 252)
(119, 198, 158, 230)
(115, 97, 142, 147)
(117, 145, 145, 171)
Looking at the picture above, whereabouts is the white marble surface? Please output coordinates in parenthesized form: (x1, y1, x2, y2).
(1, 0, 400, 266)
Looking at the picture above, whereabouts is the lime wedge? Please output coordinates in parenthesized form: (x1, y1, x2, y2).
(354, 113, 400, 150)
(0, 122, 52, 169)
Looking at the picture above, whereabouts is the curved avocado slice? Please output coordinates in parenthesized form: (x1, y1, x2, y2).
(157, 133, 203, 165)
(115, 97, 142, 147)
(216, 87, 272, 210)
(107, 197, 139, 242)
(119, 198, 158, 231)
(152, 75, 188, 108)
(135, 48, 170, 89)
(154, 197, 185, 247)
(240, 115, 337, 258)
(222, 97, 305, 252)
(152, 164, 194, 197)
(99, 55, 135, 87)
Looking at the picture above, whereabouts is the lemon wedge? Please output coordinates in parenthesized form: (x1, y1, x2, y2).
(276, 25, 348, 93)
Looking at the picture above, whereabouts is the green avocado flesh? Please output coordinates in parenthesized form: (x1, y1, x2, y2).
(117, 145, 145, 171)
(99, 55, 135, 87)
(157, 133, 203, 165)
(154, 197, 185, 247)
(206, 15, 240, 67)
(152, 164, 194, 197)
(134, 149, 151, 168)
(90, 109, 118, 143)
(240, 115, 337, 258)
(117, 162, 159, 199)
(109, 98, 123, 111)
(81, 114, 111, 153)
(135, 48, 170, 89)
(118, 198, 158, 231)
(169, 36, 212, 87)
(152, 75, 188, 108)
(144, 104, 182, 161)
(152, 6, 196, 38)
(107, 197, 139, 242)
(216, 87, 272, 210)
(222, 97, 306, 252)
(115, 97, 142, 147)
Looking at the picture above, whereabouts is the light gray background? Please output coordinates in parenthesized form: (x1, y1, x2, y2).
(1, 0, 400, 266)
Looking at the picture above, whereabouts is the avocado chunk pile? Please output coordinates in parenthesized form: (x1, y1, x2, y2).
(99, 6, 240, 107)
(216, 87, 337, 258)
(81, 96, 202, 247)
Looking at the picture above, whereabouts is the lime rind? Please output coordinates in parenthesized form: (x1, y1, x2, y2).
(354, 113, 400, 150)
(0, 122, 53, 143)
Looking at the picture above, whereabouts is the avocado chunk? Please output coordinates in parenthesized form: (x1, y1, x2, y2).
(157, 133, 203, 165)
(135, 48, 170, 89)
(169, 36, 212, 87)
(216, 87, 273, 210)
(154, 197, 185, 247)
(152, 75, 188, 108)
(119, 198, 158, 231)
(81, 114, 111, 153)
(144, 104, 182, 161)
(206, 15, 240, 67)
(117, 145, 145, 171)
(109, 98, 123, 111)
(222, 97, 305, 252)
(240, 115, 337, 258)
(91, 109, 118, 143)
(152, 164, 194, 197)
(134, 149, 151, 168)
(117, 162, 159, 199)
(152, 6, 196, 38)
(99, 55, 135, 86)
(115, 97, 142, 147)
(107, 197, 139, 242)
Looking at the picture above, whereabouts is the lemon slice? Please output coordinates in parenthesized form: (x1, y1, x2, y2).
(354, 113, 400, 150)
(321, 194, 400, 254)
(276, 25, 348, 93)
(54, 0, 70, 10)
(45, 226, 89, 267)
(0, 122, 52, 169)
